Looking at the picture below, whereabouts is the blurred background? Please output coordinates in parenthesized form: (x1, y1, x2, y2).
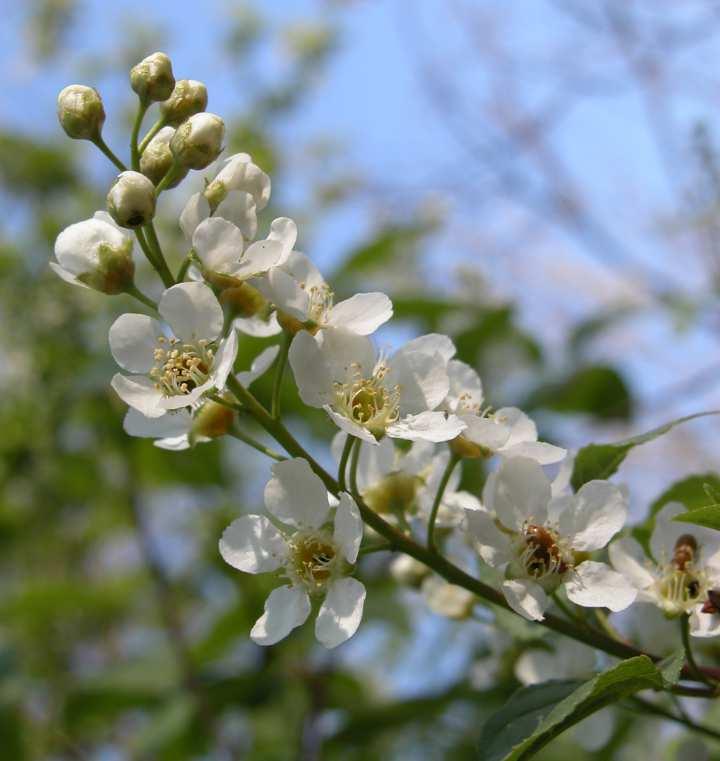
(2, 1, 720, 758)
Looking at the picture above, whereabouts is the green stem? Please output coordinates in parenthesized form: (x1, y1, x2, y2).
(271, 332, 291, 419)
(92, 135, 127, 172)
(135, 227, 160, 271)
(228, 429, 286, 462)
(426, 452, 460, 551)
(124, 284, 158, 310)
(143, 223, 175, 288)
(131, 101, 149, 170)
(138, 116, 166, 156)
(628, 696, 720, 742)
(154, 160, 181, 196)
(337, 434, 355, 493)
(359, 542, 393, 556)
(176, 252, 194, 282)
(681, 614, 716, 688)
(214, 382, 719, 694)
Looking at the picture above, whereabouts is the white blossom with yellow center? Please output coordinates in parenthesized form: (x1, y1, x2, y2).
(219, 458, 366, 648)
(609, 502, 720, 638)
(466, 457, 635, 621)
(260, 251, 393, 336)
(109, 281, 238, 418)
(289, 329, 466, 445)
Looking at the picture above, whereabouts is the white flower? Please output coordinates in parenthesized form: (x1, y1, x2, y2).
(123, 345, 279, 449)
(219, 458, 366, 648)
(51, 211, 134, 293)
(421, 575, 475, 619)
(332, 434, 477, 528)
(191, 216, 296, 280)
(609, 502, 720, 637)
(466, 457, 634, 621)
(179, 153, 271, 241)
(289, 329, 466, 444)
(444, 360, 565, 464)
(109, 281, 238, 418)
(260, 251, 393, 336)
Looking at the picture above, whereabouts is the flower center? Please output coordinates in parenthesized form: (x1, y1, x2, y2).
(333, 361, 400, 437)
(302, 282, 334, 325)
(656, 533, 706, 614)
(519, 524, 569, 579)
(150, 336, 214, 396)
(286, 531, 338, 592)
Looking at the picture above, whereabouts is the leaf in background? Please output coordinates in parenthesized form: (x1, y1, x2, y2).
(658, 649, 685, 687)
(527, 365, 632, 422)
(673, 505, 720, 531)
(571, 411, 720, 491)
(478, 656, 663, 761)
(569, 305, 637, 357)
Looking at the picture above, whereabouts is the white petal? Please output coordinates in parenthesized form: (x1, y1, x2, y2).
(192, 217, 245, 275)
(233, 311, 282, 337)
(327, 292, 393, 335)
(500, 440, 567, 465)
(267, 267, 310, 321)
(49, 262, 88, 288)
(565, 561, 637, 611)
(215, 190, 257, 241)
(55, 216, 127, 274)
(325, 407, 379, 444)
(496, 408, 537, 447)
(398, 333, 456, 363)
(109, 313, 163, 373)
(278, 251, 325, 291)
(446, 360, 483, 411)
(387, 411, 466, 443)
(490, 457, 551, 531)
(179, 192, 210, 239)
(267, 217, 297, 264)
(111, 374, 164, 417)
(264, 458, 331, 529)
(334, 493, 363, 563)
(211, 330, 238, 392)
(155, 435, 191, 451)
(288, 331, 333, 407)
(388, 347, 450, 414)
(608, 538, 656, 590)
(502, 579, 548, 621)
(237, 345, 280, 386)
(315, 578, 366, 648)
(465, 507, 512, 567)
(159, 282, 223, 342)
(250, 585, 310, 646)
(461, 415, 511, 451)
(565, 481, 627, 552)
(123, 407, 192, 438)
(239, 239, 285, 278)
(551, 454, 575, 497)
(219, 515, 288, 573)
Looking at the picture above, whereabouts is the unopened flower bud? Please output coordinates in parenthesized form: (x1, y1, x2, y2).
(390, 555, 429, 589)
(106, 171, 156, 228)
(139, 127, 188, 187)
(52, 213, 135, 294)
(57, 84, 105, 141)
(130, 52, 175, 103)
(159, 79, 208, 127)
(191, 400, 235, 443)
(171, 113, 225, 170)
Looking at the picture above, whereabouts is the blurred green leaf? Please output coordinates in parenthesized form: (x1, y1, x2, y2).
(673, 505, 720, 531)
(571, 412, 720, 491)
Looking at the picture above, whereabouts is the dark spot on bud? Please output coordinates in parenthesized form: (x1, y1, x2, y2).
(702, 588, 720, 614)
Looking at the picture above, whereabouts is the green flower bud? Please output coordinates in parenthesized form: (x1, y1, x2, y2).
(57, 84, 105, 141)
(159, 79, 208, 127)
(106, 171, 157, 228)
(130, 52, 175, 103)
(170, 113, 225, 170)
(139, 126, 188, 187)
(190, 400, 235, 443)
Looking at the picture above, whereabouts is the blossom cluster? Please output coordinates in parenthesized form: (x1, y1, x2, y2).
(51, 52, 720, 653)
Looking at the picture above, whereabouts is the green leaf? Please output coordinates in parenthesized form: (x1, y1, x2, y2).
(571, 411, 720, 491)
(673, 505, 720, 531)
(528, 365, 632, 421)
(658, 649, 685, 687)
(650, 473, 720, 515)
(478, 656, 663, 761)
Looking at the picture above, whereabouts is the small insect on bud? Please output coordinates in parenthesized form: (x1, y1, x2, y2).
(672, 534, 698, 572)
(170, 113, 225, 170)
(106, 171, 157, 229)
(139, 127, 188, 187)
(57, 84, 105, 141)
(159, 79, 208, 127)
(130, 52, 175, 103)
